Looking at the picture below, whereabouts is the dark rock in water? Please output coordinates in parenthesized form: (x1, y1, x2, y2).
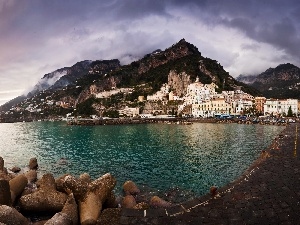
(11, 166, 21, 173)
(210, 186, 218, 196)
(122, 195, 137, 209)
(123, 180, 140, 196)
(58, 157, 68, 164)
(29, 158, 38, 170)
(0, 205, 30, 225)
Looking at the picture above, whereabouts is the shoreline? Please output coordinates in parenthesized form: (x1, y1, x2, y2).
(0, 123, 295, 224)
(66, 117, 290, 126)
(1, 115, 295, 126)
(118, 123, 300, 225)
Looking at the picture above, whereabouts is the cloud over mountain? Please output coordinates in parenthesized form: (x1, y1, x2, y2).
(0, 0, 299, 105)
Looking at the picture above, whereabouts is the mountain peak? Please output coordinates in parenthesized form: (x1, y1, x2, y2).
(171, 38, 201, 55)
(237, 63, 300, 98)
(275, 63, 299, 71)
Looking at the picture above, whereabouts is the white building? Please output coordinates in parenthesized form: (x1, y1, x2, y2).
(147, 84, 170, 101)
(139, 114, 155, 118)
(118, 106, 139, 117)
(95, 88, 133, 99)
(184, 80, 218, 105)
(235, 99, 253, 115)
(180, 78, 255, 117)
(191, 97, 234, 118)
(264, 99, 298, 116)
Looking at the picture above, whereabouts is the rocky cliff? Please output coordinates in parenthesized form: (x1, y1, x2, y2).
(28, 59, 120, 97)
(137, 39, 200, 74)
(237, 63, 300, 98)
(28, 60, 91, 97)
(168, 70, 191, 97)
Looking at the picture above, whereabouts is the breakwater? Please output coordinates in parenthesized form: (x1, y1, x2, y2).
(0, 157, 179, 224)
(66, 117, 292, 126)
(67, 117, 197, 126)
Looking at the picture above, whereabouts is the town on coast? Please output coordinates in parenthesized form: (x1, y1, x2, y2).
(2, 78, 299, 125)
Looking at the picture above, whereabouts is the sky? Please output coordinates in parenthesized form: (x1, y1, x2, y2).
(1, 0, 300, 106)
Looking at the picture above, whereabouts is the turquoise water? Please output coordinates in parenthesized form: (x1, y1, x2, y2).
(0, 121, 284, 200)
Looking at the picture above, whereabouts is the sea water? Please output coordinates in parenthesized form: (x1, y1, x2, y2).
(0, 121, 284, 201)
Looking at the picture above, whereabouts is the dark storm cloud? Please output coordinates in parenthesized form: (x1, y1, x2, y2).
(202, 0, 300, 60)
(1, 0, 300, 105)
(117, 0, 300, 61)
(5, 0, 299, 59)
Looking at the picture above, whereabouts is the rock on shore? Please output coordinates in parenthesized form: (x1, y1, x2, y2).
(0, 156, 176, 224)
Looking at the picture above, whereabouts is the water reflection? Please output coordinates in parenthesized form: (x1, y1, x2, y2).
(0, 122, 284, 198)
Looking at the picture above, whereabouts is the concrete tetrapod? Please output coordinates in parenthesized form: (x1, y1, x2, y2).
(0, 157, 10, 180)
(150, 196, 173, 208)
(79, 172, 91, 184)
(24, 170, 37, 183)
(44, 194, 78, 225)
(0, 205, 30, 225)
(121, 195, 137, 209)
(43, 212, 73, 225)
(61, 193, 79, 225)
(9, 174, 28, 204)
(122, 180, 140, 196)
(19, 173, 68, 212)
(103, 191, 118, 208)
(63, 173, 116, 225)
(28, 157, 38, 170)
(0, 157, 4, 171)
(0, 179, 12, 206)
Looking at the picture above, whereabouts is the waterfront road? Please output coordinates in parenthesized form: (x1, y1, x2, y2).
(99, 123, 300, 225)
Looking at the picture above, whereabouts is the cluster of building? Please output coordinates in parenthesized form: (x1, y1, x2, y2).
(4, 94, 72, 116)
(142, 78, 299, 118)
(2, 78, 300, 120)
